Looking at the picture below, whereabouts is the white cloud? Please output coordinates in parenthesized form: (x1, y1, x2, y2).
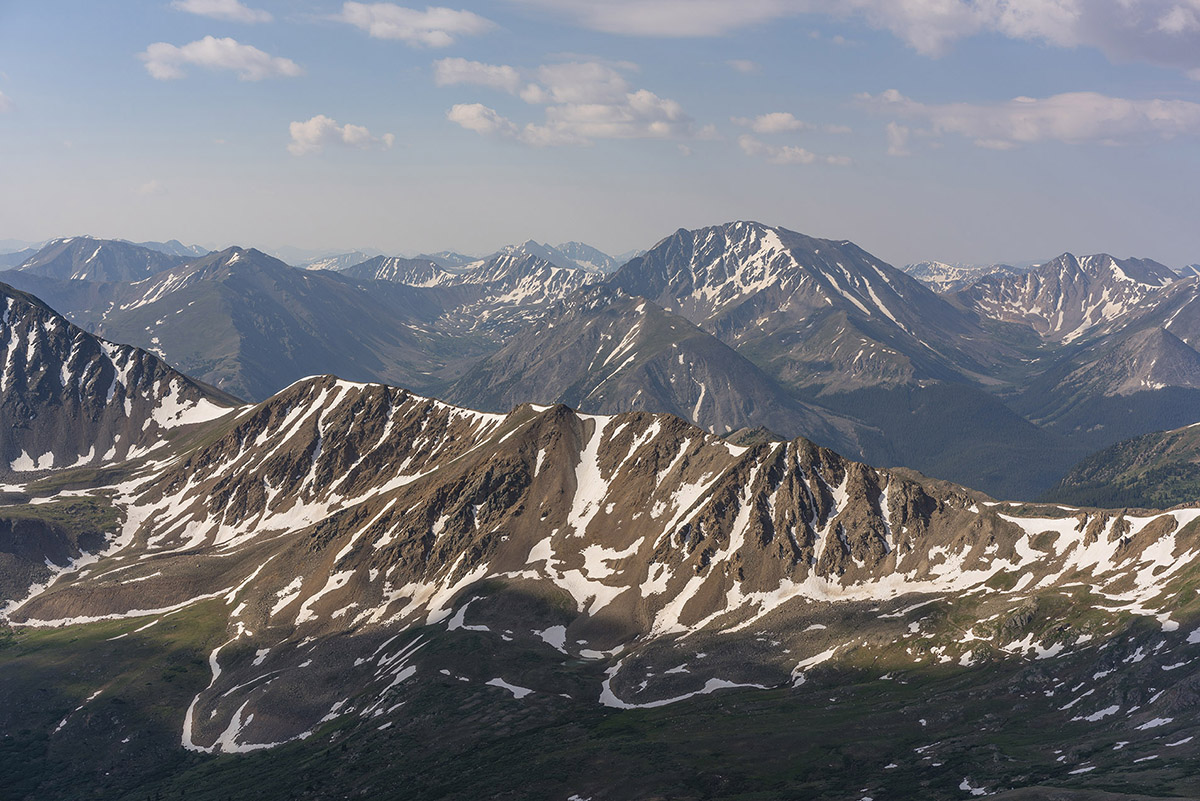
(504, 0, 1200, 75)
(726, 59, 760, 73)
(0, 91, 11, 112)
(732, 112, 811, 133)
(738, 133, 849, 165)
(439, 59, 698, 146)
(885, 122, 911, 156)
(546, 88, 690, 139)
(138, 180, 166, 196)
(523, 62, 631, 104)
(861, 89, 1200, 149)
(170, 0, 272, 23)
(139, 36, 302, 80)
(336, 2, 494, 47)
(288, 115, 395, 155)
(739, 134, 815, 163)
(433, 58, 522, 93)
(446, 103, 520, 137)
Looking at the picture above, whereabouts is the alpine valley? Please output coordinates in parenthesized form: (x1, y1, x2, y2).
(5, 222, 1200, 801)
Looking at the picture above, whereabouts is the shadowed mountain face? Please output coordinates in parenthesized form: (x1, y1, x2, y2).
(0, 282, 236, 475)
(445, 285, 878, 457)
(1044, 421, 1200, 509)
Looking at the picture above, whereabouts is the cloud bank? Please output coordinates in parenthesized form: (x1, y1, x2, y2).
(140, 36, 302, 80)
(505, 0, 1200, 76)
(861, 88, 1200, 150)
(437, 58, 701, 145)
(336, 3, 495, 47)
(170, 0, 272, 24)
(288, 115, 396, 155)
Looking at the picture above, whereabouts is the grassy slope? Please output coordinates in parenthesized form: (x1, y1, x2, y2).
(5, 584, 1200, 801)
(1043, 426, 1200, 509)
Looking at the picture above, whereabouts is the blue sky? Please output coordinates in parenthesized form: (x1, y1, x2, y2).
(1, 0, 1199, 267)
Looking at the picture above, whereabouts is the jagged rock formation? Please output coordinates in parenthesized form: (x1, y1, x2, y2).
(902, 260, 1022, 293)
(6, 374, 1200, 757)
(958, 253, 1178, 343)
(0, 282, 236, 474)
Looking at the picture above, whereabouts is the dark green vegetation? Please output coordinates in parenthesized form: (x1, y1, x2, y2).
(815, 383, 1089, 500)
(1044, 424, 1200, 509)
(0, 498, 120, 601)
(5, 579, 1200, 801)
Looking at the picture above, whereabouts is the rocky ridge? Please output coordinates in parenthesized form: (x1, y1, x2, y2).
(608, 221, 1004, 392)
(447, 284, 875, 454)
(0, 281, 236, 474)
(959, 253, 1178, 343)
(14, 237, 189, 283)
(4, 373, 1200, 760)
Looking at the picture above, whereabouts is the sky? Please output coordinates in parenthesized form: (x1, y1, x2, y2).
(1, 0, 1199, 267)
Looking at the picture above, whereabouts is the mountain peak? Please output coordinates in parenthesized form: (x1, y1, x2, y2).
(492, 239, 584, 272)
(963, 251, 1178, 342)
(15, 236, 188, 282)
(1, 282, 237, 474)
(554, 241, 619, 273)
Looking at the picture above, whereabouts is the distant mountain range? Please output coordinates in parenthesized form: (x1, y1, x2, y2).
(901, 260, 1024, 293)
(555, 241, 622, 273)
(2, 223, 1198, 501)
(11, 236, 190, 282)
(131, 239, 211, 259)
(956, 253, 1178, 343)
(301, 250, 381, 272)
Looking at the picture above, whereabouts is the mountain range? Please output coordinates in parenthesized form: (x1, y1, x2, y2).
(3, 318, 1200, 797)
(2, 222, 1198, 503)
(4, 230, 1200, 798)
(902, 260, 1024, 293)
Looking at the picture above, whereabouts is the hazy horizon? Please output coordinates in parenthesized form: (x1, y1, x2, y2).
(2, 0, 1199, 267)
